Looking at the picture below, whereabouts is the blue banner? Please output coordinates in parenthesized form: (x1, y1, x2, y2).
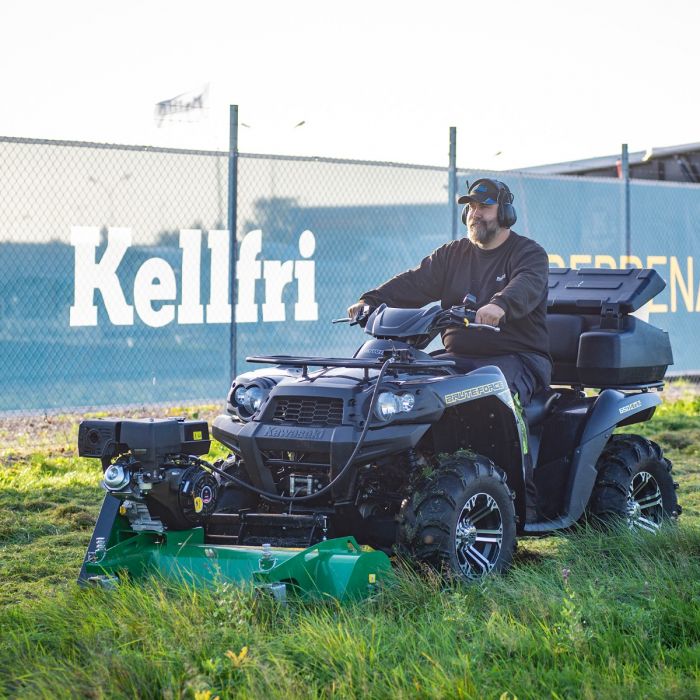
(1, 143, 698, 411)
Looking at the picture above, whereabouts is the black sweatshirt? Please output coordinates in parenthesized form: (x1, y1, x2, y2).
(360, 231, 551, 364)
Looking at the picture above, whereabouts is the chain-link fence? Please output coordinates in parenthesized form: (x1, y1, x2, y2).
(1, 137, 230, 411)
(2, 135, 699, 412)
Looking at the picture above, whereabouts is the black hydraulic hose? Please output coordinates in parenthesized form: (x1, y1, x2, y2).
(198, 356, 397, 503)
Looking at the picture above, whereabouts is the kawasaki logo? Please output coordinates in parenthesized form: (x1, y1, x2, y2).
(69, 227, 317, 327)
(444, 380, 506, 405)
(259, 426, 326, 440)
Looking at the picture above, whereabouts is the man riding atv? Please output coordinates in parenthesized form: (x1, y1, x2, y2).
(78, 180, 679, 590)
(349, 177, 548, 519)
(348, 177, 551, 407)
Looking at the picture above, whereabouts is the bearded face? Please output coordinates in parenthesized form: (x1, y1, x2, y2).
(467, 204, 500, 246)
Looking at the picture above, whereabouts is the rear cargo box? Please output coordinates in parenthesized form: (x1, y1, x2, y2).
(547, 268, 673, 387)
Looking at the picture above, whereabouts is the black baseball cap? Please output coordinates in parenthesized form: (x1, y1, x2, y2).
(457, 178, 504, 205)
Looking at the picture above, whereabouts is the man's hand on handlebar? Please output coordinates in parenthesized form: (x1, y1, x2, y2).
(334, 300, 373, 326)
(475, 303, 505, 328)
(348, 300, 376, 324)
(347, 301, 367, 320)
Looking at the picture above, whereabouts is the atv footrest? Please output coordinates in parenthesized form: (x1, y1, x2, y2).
(206, 512, 328, 548)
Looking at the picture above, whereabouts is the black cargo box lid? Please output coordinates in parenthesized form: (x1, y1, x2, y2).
(547, 267, 665, 315)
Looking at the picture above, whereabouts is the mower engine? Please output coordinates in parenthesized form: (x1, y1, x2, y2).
(78, 418, 218, 531)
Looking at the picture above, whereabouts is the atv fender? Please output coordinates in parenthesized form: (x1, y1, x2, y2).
(581, 389, 661, 444)
(427, 365, 528, 522)
(566, 389, 661, 524)
(526, 389, 661, 532)
(573, 389, 661, 516)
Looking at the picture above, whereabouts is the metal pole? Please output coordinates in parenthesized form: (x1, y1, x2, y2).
(621, 143, 631, 258)
(449, 127, 457, 240)
(228, 105, 239, 383)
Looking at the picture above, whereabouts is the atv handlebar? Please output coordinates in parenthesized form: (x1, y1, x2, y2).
(333, 304, 500, 332)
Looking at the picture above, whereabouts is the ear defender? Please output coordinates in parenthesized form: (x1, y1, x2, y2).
(496, 182, 517, 228)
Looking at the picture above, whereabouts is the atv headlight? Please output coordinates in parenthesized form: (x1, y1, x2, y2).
(233, 385, 247, 407)
(242, 386, 265, 413)
(399, 393, 415, 412)
(374, 391, 415, 421)
(233, 384, 267, 416)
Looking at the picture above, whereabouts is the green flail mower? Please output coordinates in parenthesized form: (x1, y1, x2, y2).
(77, 418, 392, 602)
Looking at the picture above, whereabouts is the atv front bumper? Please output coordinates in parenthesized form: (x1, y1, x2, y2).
(212, 414, 430, 494)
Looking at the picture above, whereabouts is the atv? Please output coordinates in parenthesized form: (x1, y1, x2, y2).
(78, 267, 680, 592)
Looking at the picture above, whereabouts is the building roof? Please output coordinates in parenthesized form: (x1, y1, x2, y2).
(520, 142, 700, 176)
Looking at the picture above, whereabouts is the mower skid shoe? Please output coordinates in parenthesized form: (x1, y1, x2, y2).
(78, 494, 121, 586)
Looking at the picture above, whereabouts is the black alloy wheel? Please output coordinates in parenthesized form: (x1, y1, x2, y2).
(589, 434, 680, 530)
(400, 452, 517, 581)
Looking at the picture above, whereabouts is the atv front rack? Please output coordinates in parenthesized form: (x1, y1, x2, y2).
(247, 354, 456, 378)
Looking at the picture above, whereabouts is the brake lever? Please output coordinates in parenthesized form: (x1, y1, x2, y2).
(332, 315, 367, 327)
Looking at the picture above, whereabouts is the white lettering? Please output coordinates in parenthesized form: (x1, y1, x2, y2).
(235, 229, 262, 323)
(207, 229, 231, 323)
(262, 260, 294, 322)
(69, 226, 134, 326)
(178, 229, 204, 324)
(294, 230, 318, 321)
(134, 258, 176, 327)
(444, 380, 506, 405)
(69, 227, 317, 327)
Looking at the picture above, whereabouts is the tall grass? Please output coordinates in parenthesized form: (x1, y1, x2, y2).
(1, 400, 698, 699)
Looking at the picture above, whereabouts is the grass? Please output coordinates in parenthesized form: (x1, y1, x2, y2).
(0, 395, 699, 699)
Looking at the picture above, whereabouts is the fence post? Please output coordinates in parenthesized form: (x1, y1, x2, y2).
(228, 105, 239, 383)
(449, 127, 457, 240)
(621, 143, 631, 258)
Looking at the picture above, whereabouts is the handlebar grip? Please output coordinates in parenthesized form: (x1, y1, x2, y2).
(466, 321, 500, 332)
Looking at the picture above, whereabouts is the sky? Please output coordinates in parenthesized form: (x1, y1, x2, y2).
(2, 0, 700, 171)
